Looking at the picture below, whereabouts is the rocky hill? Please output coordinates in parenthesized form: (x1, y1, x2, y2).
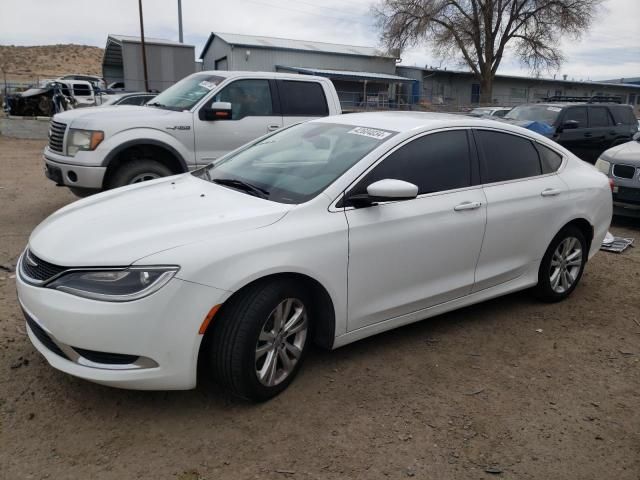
(0, 44, 104, 81)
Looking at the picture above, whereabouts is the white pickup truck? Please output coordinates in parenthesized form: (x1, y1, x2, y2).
(43, 71, 342, 196)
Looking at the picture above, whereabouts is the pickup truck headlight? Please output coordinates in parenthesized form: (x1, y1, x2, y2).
(594, 158, 611, 175)
(66, 129, 104, 156)
(47, 266, 179, 302)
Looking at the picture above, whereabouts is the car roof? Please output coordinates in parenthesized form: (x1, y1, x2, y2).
(311, 111, 535, 135)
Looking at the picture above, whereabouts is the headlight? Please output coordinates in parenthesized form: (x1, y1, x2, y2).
(66, 129, 104, 156)
(47, 266, 179, 302)
(594, 158, 611, 175)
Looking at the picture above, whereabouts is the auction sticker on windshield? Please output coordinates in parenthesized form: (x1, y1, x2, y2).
(199, 81, 217, 91)
(547, 107, 562, 112)
(348, 127, 393, 140)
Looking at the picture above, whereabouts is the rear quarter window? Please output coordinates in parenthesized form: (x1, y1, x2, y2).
(536, 143, 563, 173)
(609, 105, 636, 126)
(278, 80, 329, 116)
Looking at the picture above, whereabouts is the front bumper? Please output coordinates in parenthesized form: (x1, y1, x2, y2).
(43, 147, 106, 190)
(17, 265, 230, 390)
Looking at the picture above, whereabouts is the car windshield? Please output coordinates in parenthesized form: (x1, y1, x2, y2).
(195, 122, 396, 204)
(148, 73, 224, 110)
(469, 108, 490, 116)
(504, 105, 561, 125)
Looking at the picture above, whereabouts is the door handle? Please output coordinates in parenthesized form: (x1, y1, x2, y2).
(267, 125, 280, 132)
(583, 132, 592, 138)
(541, 188, 561, 197)
(454, 201, 482, 211)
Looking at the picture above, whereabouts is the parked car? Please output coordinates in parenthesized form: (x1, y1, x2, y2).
(42, 71, 341, 197)
(5, 81, 74, 116)
(99, 92, 156, 107)
(468, 106, 511, 118)
(503, 101, 638, 164)
(18, 112, 612, 401)
(595, 132, 640, 217)
(107, 81, 126, 92)
(59, 74, 107, 91)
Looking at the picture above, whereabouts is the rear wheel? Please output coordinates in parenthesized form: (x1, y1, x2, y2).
(534, 226, 587, 302)
(207, 279, 312, 401)
(107, 159, 173, 189)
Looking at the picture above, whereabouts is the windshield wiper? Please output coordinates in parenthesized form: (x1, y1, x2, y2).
(213, 178, 269, 199)
(147, 101, 168, 108)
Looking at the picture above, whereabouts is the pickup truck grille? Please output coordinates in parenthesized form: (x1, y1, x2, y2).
(48, 120, 67, 153)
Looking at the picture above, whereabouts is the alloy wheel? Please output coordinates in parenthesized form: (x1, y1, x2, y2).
(129, 172, 161, 184)
(255, 298, 308, 387)
(549, 236, 583, 294)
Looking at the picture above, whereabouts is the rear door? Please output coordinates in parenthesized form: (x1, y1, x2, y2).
(345, 129, 486, 330)
(276, 79, 330, 127)
(587, 106, 616, 162)
(473, 129, 569, 292)
(193, 78, 283, 166)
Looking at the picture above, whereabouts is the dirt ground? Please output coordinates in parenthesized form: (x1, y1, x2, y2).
(0, 135, 639, 480)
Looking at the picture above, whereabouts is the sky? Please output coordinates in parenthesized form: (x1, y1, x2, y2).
(1, 0, 638, 81)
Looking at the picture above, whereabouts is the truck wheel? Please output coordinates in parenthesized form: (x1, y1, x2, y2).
(108, 160, 173, 189)
(68, 187, 96, 198)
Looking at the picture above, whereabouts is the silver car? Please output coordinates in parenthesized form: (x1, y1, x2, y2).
(595, 132, 640, 217)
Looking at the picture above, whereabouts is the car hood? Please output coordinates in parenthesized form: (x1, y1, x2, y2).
(601, 140, 640, 165)
(53, 105, 180, 128)
(28, 174, 292, 267)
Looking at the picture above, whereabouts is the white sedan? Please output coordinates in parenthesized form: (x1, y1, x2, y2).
(17, 112, 612, 401)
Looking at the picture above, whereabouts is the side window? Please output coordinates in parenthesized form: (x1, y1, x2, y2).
(117, 96, 140, 105)
(589, 107, 612, 127)
(610, 105, 635, 126)
(475, 130, 542, 183)
(73, 84, 91, 96)
(537, 143, 563, 173)
(354, 130, 472, 196)
(213, 79, 273, 120)
(563, 107, 588, 127)
(278, 80, 329, 116)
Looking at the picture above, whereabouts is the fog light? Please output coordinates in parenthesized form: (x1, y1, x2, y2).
(67, 171, 78, 182)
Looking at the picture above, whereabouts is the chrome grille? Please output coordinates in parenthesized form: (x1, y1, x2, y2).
(48, 120, 66, 153)
(20, 249, 67, 284)
(612, 164, 636, 179)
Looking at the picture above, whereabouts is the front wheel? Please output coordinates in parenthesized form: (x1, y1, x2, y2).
(107, 159, 173, 189)
(207, 279, 312, 401)
(534, 226, 587, 302)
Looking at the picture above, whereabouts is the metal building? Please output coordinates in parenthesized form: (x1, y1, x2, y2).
(199, 32, 416, 110)
(102, 35, 196, 92)
(397, 66, 640, 110)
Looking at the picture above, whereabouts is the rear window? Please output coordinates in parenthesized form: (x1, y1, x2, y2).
(476, 130, 542, 183)
(609, 105, 636, 126)
(278, 80, 329, 116)
(73, 84, 92, 96)
(589, 107, 613, 127)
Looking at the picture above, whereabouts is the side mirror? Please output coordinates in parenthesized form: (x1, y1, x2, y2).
(561, 119, 579, 130)
(199, 101, 232, 121)
(347, 179, 418, 208)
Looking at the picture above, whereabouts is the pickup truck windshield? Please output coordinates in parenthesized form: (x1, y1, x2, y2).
(148, 74, 224, 111)
(504, 105, 560, 125)
(196, 122, 396, 204)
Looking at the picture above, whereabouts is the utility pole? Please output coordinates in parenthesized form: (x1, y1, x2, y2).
(178, 0, 184, 43)
(138, 0, 150, 92)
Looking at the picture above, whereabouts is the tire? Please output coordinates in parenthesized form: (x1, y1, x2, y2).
(534, 225, 587, 302)
(207, 279, 312, 401)
(107, 159, 173, 189)
(68, 187, 97, 198)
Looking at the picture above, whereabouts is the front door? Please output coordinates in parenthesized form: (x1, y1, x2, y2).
(345, 130, 486, 331)
(194, 78, 283, 166)
(556, 106, 591, 161)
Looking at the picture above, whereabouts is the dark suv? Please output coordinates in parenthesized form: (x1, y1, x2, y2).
(503, 100, 638, 163)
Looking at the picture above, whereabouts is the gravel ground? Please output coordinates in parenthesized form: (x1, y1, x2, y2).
(1, 136, 639, 480)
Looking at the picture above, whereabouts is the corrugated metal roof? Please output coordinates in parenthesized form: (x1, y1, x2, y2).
(205, 32, 392, 58)
(278, 66, 416, 82)
(397, 66, 640, 89)
(108, 34, 194, 48)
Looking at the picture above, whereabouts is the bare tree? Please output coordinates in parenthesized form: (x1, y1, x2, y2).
(375, 0, 602, 103)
